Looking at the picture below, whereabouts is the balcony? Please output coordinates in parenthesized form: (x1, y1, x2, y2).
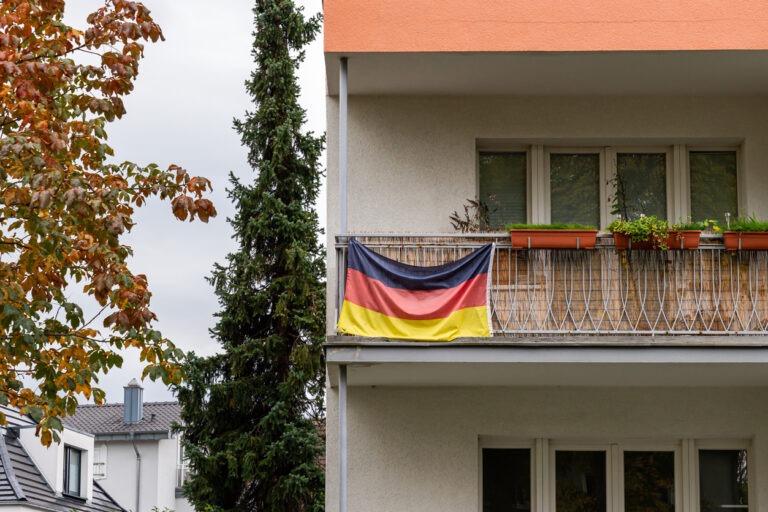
(334, 234, 768, 337)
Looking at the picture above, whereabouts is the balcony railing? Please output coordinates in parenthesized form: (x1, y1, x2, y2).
(335, 234, 768, 336)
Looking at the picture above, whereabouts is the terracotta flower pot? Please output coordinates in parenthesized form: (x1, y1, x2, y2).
(723, 231, 768, 250)
(666, 230, 702, 250)
(509, 229, 598, 250)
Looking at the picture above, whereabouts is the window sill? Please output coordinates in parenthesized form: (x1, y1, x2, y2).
(61, 492, 86, 501)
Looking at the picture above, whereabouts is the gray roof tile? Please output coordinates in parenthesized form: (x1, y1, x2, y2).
(64, 402, 180, 435)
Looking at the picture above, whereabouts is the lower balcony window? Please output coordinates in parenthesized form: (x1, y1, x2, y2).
(482, 442, 748, 512)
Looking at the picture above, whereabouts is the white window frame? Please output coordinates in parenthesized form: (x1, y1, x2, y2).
(477, 143, 740, 229)
(694, 439, 753, 512)
(63, 445, 84, 498)
(544, 147, 606, 227)
(479, 437, 537, 512)
(480, 438, 749, 512)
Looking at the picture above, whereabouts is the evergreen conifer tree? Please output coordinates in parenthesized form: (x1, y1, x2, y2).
(175, 1, 325, 510)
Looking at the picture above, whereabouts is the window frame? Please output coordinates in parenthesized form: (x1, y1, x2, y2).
(63, 445, 84, 498)
(480, 438, 748, 512)
(687, 146, 741, 226)
(695, 439, 752, 512)
(477, 143, 739, 229)
(544, 147, 606, 227)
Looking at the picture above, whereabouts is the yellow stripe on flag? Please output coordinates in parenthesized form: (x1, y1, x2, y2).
(337, 300, 490, 341)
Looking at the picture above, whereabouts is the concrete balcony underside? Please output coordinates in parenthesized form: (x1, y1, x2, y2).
(325, 50, 768, 96)
(325, 338, 768, 388)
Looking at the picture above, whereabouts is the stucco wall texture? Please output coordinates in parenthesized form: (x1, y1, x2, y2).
(325, 386, 767, 512)
(326, 95, 766, 236)
(325, 0, 768, 53)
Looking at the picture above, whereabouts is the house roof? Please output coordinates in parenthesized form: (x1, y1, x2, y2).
(0, 434, 125, 512)
(64, 402, 180, 436)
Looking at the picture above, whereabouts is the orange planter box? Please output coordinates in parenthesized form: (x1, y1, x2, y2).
(723, 231, 768, 250)
(509, 229, 598, 250)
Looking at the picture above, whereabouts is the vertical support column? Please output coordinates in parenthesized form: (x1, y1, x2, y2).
(339, 57, 348, 235)
(339, 364, 348, 512)
(535, 438, 550, 512)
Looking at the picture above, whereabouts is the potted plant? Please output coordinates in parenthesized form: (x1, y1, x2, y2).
(665, 217, 718, 250)
(507, 223, 599, 250)
(608, 215, 670, 250)
(723, 215, 768, 250)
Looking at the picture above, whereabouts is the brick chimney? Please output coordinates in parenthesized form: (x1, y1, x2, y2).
(123, 378, 143, 424)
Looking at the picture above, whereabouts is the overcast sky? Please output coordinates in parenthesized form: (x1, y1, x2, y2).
(63, 0, 327, 402)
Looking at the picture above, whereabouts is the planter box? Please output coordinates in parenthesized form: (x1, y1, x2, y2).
(613, 231, 701, 250)
(723, 231, 768, 250)
(509, 229, 598, 250)
(612, 232, 657, 250)
(666, 230, 702, 250)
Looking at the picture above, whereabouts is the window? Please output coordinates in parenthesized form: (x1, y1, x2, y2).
(699, 449, 748, 512)
(93, 444, 107, 480)
(549, 152, 600, 227)
(615, 151, 668, 220)
(479, 151, 527, 228)
(482, 440, 748, 512)
(478, 144, 737, 228)
(483, 448, 531, 512)
(177, 436, 190, 489)
(555, 450, 607, 512)
(690, 151, 738, 225)
(64, 446, 83, 497)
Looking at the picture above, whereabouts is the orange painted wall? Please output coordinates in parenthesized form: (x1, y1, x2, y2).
(325, 0, 768, 53)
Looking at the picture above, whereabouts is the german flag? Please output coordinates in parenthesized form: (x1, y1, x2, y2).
(337, 240, 494, 341)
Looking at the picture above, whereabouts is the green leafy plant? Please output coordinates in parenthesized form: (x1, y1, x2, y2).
(507, 223, 596, 230)
(608, 215, 670, 249)
(729, 214, 768, 232)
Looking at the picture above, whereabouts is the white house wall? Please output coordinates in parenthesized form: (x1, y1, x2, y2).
(97, 439, 168, 512)
(19, 427, 94, 501)
(325, 385, 768, 512)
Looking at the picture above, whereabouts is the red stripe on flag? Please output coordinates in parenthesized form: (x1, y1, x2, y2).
(343, 268, 488, 321)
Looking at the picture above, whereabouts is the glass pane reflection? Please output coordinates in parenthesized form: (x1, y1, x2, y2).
(624, 451, 675, 512)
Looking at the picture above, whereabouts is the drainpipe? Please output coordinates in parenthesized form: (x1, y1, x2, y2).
(130, 432, 141, 512)
(339, 364, 347, 512)
(339, 56, 348, 235)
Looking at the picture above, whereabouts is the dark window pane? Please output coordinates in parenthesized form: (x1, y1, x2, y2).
(479, 152, 527, 228)
(624, 451, 675, 512)
(690, 151, 737, 226)
(699, 450, 748, 512)
(556, 450, 606, 512)
(483, 448, 531, 512)
(550, 153, 600, 227)
(616, 153, 667, 220)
